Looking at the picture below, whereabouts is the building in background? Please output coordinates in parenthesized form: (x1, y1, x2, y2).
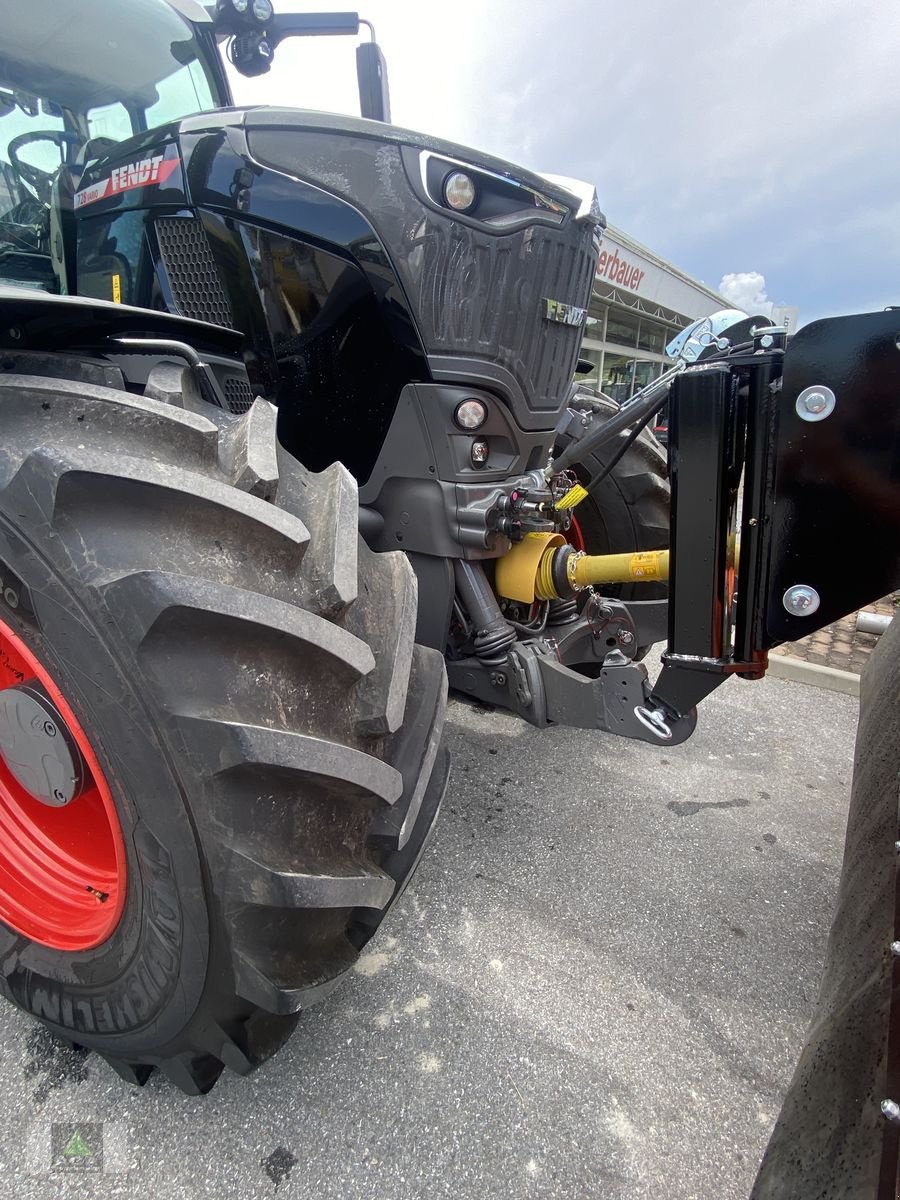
(580, 225, 731, 403)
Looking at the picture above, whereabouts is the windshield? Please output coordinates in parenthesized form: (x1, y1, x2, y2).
(0, 0, 222, 130)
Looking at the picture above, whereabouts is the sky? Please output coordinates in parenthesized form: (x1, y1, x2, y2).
(227, 0, 900, 326)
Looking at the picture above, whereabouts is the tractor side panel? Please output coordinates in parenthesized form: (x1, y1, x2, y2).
(75, 127, 431, 485)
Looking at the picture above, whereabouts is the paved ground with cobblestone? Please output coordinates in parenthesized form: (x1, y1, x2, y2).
(771, 593, 897, 675)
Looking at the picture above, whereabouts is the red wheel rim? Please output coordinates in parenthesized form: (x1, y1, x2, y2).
(565, 515, 586, 553)
(0, 616, 126, 950)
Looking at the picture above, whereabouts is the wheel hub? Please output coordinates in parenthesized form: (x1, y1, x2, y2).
(0, 685, 86, 806)
(0, 616, 126, 950)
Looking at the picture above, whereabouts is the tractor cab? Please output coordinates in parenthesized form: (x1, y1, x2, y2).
(0, 0, 391, 297)
(0, 0, 227, 293)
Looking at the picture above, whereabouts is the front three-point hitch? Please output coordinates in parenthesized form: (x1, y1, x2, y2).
(448, 308, 900, 746)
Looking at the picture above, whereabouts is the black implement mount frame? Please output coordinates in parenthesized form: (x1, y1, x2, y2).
(448, 308, 900, 746)
(648, 310, 900, 739)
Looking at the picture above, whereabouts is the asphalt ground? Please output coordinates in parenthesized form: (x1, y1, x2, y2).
(3, 654, 858, 1200)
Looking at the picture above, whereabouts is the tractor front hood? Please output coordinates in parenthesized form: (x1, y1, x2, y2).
(231, 107, 604, 428)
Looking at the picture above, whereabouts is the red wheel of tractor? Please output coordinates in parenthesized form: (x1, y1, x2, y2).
(565, 514, 586, 553)
(0, 372, 447, 1093)
(0, 616, 126, 951)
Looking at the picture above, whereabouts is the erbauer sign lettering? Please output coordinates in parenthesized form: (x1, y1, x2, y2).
(596, 247, 645, 294)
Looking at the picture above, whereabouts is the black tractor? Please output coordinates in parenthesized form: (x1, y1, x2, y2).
(0, 11, 897, 1178)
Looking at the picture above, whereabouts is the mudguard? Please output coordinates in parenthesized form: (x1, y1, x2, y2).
(752, 615, 900, 1199)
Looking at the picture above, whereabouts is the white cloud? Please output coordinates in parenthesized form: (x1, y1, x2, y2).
(718, 272, 773, 318)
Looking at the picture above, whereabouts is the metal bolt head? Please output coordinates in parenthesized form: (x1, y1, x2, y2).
(803, 392, 828, 413)
(882, 1099, 900, 1122)
(796, 385, 836, 422)
(783, 584, 821, 617)
(617, 629, 635, 646)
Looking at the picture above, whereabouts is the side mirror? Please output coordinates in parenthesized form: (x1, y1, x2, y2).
(356, 40, 391, 122)
(230, 8, 392, 120)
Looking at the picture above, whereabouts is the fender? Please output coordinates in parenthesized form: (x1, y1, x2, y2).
(0, 288, 243, 360)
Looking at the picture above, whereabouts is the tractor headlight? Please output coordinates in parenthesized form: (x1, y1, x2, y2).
(454, 399, 487, 431)
(217, 0, 271, 35)
(443, 172, 477, 213)
(418, 151, 571, 229)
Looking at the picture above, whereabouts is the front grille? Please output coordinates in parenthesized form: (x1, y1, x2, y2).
(222, 377, 254, 415)
(155, 218, 233, 328)
(415, 223, 597, 413)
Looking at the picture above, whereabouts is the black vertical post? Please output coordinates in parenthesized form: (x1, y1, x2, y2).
(651, 365, 739, 718)
(667, 365, 735, 658)
(733, 348, 782, 667)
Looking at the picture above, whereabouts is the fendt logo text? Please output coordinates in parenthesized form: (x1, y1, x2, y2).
(74, 154, 180, 210)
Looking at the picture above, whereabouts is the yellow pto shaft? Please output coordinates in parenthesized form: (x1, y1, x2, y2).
(496, 530, 738, 605)
(496, 533, 670, 603)
(569, 549, 669, 588)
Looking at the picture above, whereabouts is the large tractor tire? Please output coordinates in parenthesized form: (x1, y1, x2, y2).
(751, 614, 900, 1198)
(0, 370, 447, 1094)
(556, 393, 670, 602)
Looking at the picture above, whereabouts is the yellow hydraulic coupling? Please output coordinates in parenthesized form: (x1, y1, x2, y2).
(554, 482, 589, 511)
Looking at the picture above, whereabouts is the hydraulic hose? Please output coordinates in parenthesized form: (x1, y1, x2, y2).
(550, 362, 684, 477)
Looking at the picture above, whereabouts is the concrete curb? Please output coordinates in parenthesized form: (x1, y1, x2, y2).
(768, 653, 860, 697)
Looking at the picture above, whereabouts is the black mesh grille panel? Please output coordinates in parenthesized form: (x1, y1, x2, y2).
(155, 218, 234, 328)
(222, 377, 254, 415)
(413, 222, 598, 414)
